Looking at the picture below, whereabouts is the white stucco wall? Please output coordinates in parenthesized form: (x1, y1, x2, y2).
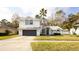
(49, 29, 52, 35)
(19, 29, 22, 36)
(70, 28, 75, 35)
(75, 27, 79, 35)
(19, 20, 40, 29)
(18, 17, 41, 36)
(37, 29, 41, 36)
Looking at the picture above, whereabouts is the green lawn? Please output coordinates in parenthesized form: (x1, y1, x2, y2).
(0, 35, 18, 40)
(31, 42, 79, 51)
(34, 35, 79, 41)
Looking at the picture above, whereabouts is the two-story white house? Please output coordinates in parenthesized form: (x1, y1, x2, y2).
(18, 16, 63, 36)
(18, 16, 42, 36)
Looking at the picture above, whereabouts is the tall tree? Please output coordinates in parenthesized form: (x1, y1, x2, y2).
(6, 22, 12, 27)
(11, 14, 20, 28)
(1, 19, 11, 28)
(35, 8, 47, 26)
(62, 13, 79, 29)
(55, 9, 66, 26)
(1, 19, 8, 25)
(0, 19, 14, 29)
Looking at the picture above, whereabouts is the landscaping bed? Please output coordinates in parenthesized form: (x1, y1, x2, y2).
(31, 42, 79, 51)
(34, 35, 79, 41)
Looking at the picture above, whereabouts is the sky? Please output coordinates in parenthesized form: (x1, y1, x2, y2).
(0, 7, 79, 21)
(0, 0, 79, 21)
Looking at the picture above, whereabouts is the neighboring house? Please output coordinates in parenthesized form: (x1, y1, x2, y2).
(18, 16, 63, 36)
(0, 21, 17, 35)
(70, 28, 76, 35)
(0, 27, 6, 33)
(73, 19, 79, 35)
(0, 21, 6, 33)
(75, 27, 79, 35)
(74, 23, 79, 35)
(68, 19, 79, 35)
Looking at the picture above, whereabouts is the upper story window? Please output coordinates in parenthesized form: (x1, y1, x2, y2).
(30, 20, 33, 24)
(25, 20, 33, 25)
(25, 20, 29, 25)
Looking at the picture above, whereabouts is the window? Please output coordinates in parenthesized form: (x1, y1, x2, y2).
(30, 20, 33, 24)
(57, 30, 60, 31)
(25, 20, 33, 25)
(25, 20, 29, 25)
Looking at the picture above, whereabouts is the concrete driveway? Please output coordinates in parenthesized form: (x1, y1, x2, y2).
(0, 36, 35, 51)
(0, 36, 79, 51)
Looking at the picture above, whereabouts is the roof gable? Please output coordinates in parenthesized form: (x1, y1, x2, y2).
(19, 16, 40, 21)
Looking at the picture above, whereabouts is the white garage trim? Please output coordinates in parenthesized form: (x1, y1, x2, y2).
(19, 29, 22, 36)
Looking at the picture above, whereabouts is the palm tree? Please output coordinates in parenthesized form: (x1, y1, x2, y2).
(40, 8, 47, 19)
(35, 8, 47, 26)
(35, 15, 41, 19)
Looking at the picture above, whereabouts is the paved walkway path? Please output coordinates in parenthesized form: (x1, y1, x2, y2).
(0, 36, 79, 51)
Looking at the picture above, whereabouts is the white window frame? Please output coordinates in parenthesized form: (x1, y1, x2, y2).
(25, 20, 33, 25)
(30, 20, 33, 25)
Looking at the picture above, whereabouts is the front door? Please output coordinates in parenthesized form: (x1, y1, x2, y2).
(41, 28, 49, 36)
(46, 28, 49, 35)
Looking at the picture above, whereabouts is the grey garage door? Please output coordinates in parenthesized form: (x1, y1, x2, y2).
(23, 30, 36, 36)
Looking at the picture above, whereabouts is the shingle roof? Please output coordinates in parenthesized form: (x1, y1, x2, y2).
(19, 16, 40, 21)
(49, 26, 63, 30)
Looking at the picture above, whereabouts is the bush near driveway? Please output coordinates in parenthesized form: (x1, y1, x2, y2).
(31, 42, 79, 51)
(35, 35, 79, 41)
(0, 30, 11, 36)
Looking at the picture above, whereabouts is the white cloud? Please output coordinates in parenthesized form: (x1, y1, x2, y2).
(0, 7, 70, 21)
(0, 0, 54, 7)
(0, 0, 79, 7)
(19, 7, 57, 19)
(52, 7, 70, 18)
(0, 0, 75, 21)
(15, 7, 55, 18)
(0, 7, 14, 21)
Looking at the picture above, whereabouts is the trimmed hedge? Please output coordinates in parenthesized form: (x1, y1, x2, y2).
(31, 42, 79, 51)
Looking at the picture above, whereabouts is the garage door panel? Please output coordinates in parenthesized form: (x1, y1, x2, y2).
(23, 30, 36, 36)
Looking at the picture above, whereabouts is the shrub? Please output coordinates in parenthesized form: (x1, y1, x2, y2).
(0, 30, 12, 36)
(5, 30, 11, 35)
(0, 33, 6, 36)
(0, 30, 11, 36)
